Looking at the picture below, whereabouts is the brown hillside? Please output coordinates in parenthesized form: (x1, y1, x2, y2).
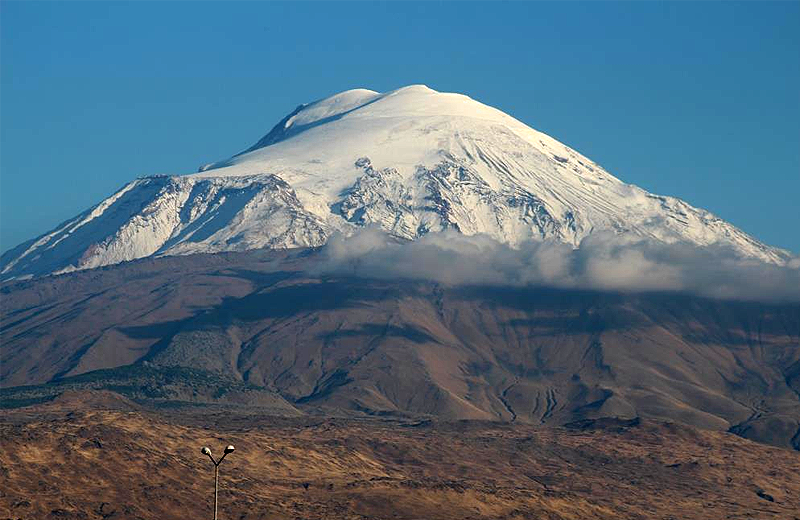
(2, 249, 799, 450)
(1, 407, 799, 520)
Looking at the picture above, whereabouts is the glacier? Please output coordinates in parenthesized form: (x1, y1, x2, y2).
(0, 85, 789, 280)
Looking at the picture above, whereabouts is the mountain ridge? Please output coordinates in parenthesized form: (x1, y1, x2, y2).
(1, 85, 790, 280)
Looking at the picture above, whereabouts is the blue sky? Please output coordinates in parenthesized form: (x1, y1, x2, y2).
(2, 1, 799, 253)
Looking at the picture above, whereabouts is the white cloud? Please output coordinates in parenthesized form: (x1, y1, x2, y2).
(314, 229, 800, 302)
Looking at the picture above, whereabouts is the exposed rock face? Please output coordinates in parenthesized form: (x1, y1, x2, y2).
(1, 175, 329, 278)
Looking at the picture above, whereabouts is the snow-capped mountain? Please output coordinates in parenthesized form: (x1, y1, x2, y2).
(0, 85, 789, 280)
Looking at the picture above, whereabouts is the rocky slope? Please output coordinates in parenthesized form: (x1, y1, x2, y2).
(2, 249, 798, 450)
(1, 85, 789, 280)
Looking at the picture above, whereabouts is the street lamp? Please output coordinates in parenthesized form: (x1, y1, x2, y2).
(201, 444, 235, 520)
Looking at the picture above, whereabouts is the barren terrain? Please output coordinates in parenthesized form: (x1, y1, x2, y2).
(2, 249, 799, 450)
(2, 248, 800, 519)
(2, 398, 800, 520)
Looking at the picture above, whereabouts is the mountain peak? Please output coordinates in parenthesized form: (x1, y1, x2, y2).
(1, 86, 789, 280)
(394, 83, 434, 91)
(198, 84, 539, 178)
(201, 84, 509, 172)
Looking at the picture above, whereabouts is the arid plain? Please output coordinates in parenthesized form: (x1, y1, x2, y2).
(2, 393, 800, 520)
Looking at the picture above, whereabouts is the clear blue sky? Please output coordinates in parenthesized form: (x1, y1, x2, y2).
(2, 1, 798, 253)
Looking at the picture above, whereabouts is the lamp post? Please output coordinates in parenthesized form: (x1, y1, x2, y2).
(201, 444, 235, 520)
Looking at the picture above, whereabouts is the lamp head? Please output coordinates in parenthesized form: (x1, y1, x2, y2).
(224, 445, 235, 454)
(201, 446, 212, 456)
